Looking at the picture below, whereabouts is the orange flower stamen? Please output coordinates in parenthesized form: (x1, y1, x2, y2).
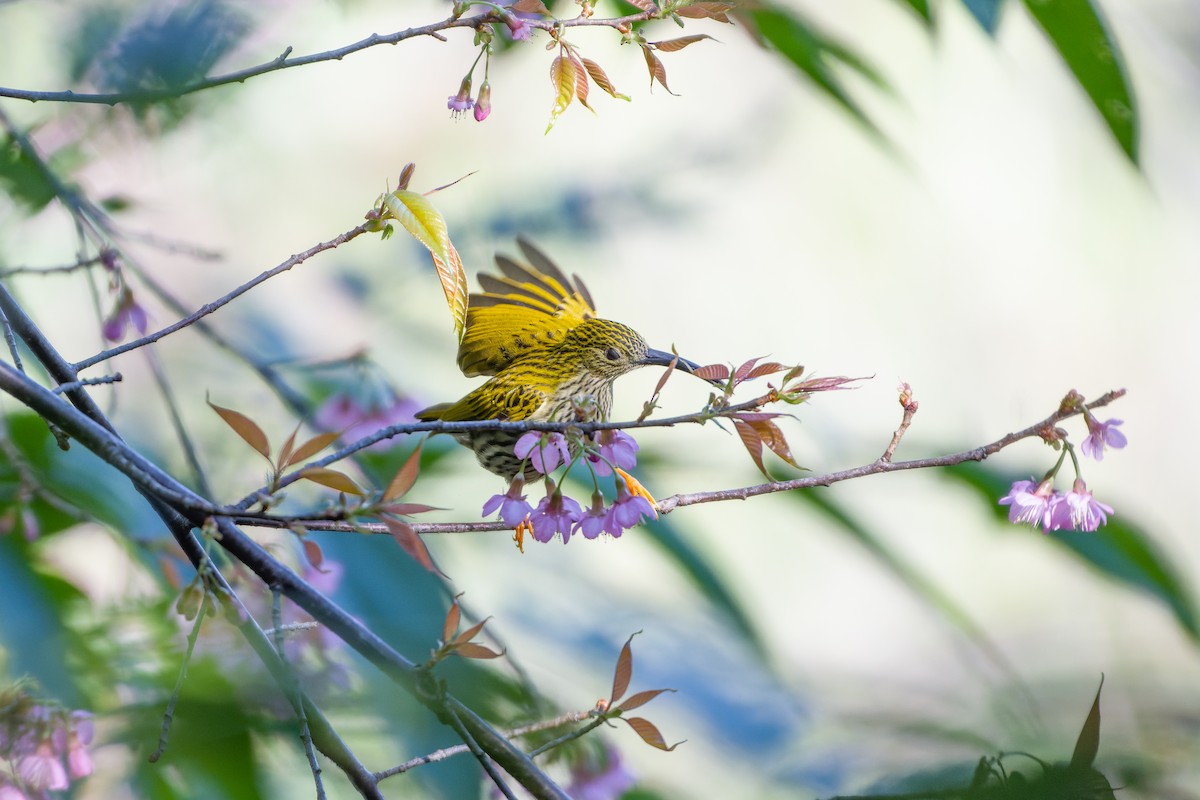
(614, 467, 659, 518)
(513, 516, 533, 553)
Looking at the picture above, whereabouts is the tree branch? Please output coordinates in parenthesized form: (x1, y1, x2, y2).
(0, 285, 570, 799)
(224, 388, 1125, 536)
(0, 11, 657, 107)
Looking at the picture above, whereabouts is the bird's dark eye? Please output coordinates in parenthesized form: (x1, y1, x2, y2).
(605, 347, 621, 361)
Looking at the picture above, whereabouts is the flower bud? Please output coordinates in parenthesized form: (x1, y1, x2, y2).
(474, 80, 492, 122)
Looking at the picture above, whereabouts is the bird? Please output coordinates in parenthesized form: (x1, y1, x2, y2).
(416, 238, 705, 481)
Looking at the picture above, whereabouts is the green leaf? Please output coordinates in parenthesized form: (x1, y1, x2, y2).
(897, 0, 935, 26)
(946, 462, 1198, 642)
(0, 134, 63, 213)
(1021, 0, 1139, 163)
(1070, 676, 1104, 769)
(962, 0, 1006, 34)
(744, 6, 886, 135)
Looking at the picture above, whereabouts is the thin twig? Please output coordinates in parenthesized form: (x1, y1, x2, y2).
(656, 389, 1126, 514)
(226, 389, 1126, 537)
(51, 374, 122, 394)
(149, 590, 210, 763)
(0, 255, 106, 277)
(231, 390, 796, 509)
(527, 716, 607, 759)
(73, 224, 370, 371)
(444, 706, 520, 800)
(376, 710, 592, 780)
(272, 588, 326, 800)
(0, 300, 25, 373)
(0, 12, 657, 106)
(880, 383, 918, 463)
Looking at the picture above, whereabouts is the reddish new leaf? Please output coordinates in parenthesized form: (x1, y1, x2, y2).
(625, 0, 659, 11)
(649, 34, 716, 52)
(285, 431, 341, 468)
(383, 517, 444, 576)
(383, 442, 424, 501)
(277, 425, 299, 470)
(397, 162, 416, 191)
(790, 375, 867, 393)
(692, 363, 730, 382)
(301, 538, 325, 571)
(208, 400, 271, 461)
(1071, 677, 1105, 769)
(649, 353, 681, 398)
(734, 356, 763, 381)
(747, 361, 788, 380)
(674, 2, 734, 22)
(640, 46, 676, 95)
(568, 51, 592, 111)
(442, 598, 462, 645)
(623, 717, 682, 751)
(298, 467, 364, 496)
(616, 687, 675, 713)
(454, 643, 504, 660)
(451, 617, 491, 648)
(748, 418, 799, 468)
(733, 419, 767, 477)
(610, 631, 640, 705)
(582, 58, 629, 100)
(511, 0, 550, 14)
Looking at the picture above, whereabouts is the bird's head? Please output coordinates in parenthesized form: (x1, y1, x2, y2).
(566, 318, 705, 380)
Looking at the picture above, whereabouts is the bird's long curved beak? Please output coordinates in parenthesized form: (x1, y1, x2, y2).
(642, 348, 721, 384)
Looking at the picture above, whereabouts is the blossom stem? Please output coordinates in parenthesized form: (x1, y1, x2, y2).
(468, 45, 486, 77)
(1064, 441, 1083, 480)
(1041, 442, 1069, 483)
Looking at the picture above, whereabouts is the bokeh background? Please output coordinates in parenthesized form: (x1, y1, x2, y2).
(1, 0, 1198, 797)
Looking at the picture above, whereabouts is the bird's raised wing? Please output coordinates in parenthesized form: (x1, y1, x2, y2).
(456, 237, 596, 377)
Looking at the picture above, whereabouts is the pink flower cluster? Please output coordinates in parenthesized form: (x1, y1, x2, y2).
(0, 695, 93, 798)
(999, 478, 1113, 532)
(998, 413, 1125, 533)
(482, 430, 656, 543)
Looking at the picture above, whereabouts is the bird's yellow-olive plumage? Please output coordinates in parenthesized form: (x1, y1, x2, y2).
(417, 239, 700, 480)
